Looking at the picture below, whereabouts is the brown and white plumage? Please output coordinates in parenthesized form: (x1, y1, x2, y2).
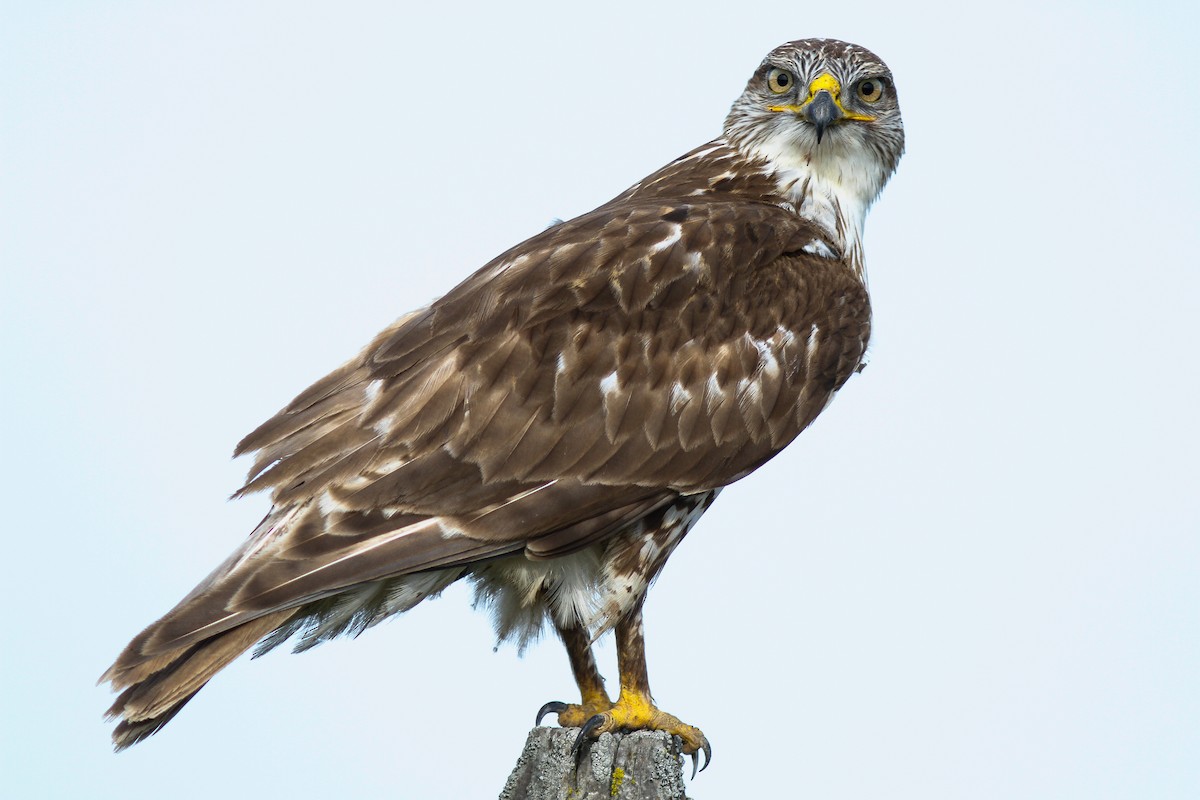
(102, 38, 904, 756)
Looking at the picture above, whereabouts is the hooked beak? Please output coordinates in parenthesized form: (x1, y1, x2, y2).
(768, 73, 874, 144)
(804, 91, 839, 143)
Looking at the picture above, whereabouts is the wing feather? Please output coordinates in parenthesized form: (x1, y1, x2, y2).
(112, 183, 871, 681)
(218, 200, 870, 601)
(103, 128, 884, 754)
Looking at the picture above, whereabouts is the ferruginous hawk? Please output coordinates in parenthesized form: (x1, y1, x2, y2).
(102, 38, 905, 773)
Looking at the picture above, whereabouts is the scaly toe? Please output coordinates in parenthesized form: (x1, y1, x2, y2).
(536, 695, 614, 729)
(570, 690, 711, 775)
(661, 717, 707, 759)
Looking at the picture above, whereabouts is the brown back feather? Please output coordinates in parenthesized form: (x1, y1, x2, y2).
(102, 138, 873, 748)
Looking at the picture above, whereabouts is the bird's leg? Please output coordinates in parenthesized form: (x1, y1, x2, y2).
(535, 617, 613, 728)
(574, 602, 711, 774)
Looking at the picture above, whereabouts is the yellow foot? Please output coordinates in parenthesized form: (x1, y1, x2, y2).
(535, 695, 613, 729)
(574, 689, 711, 777)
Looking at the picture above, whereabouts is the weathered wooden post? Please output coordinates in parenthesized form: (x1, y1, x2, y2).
(499, 728, 690, 800)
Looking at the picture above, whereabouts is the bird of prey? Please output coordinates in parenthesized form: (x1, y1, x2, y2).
(102, 38, 904, 772)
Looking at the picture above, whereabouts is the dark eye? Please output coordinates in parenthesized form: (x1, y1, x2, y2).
(857, 78, 885, 103)
(767, 68, 793, 94)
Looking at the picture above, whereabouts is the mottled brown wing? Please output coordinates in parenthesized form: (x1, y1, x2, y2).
(103, 196, 872, 736)
(237, 200, 868, 508)
(111, 199, 869, 669)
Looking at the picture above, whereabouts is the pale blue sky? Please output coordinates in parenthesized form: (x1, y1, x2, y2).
(3, 2, 1198, 798)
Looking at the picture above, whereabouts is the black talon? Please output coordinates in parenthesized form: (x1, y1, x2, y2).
(572, 714, 607, 756)
(685, 738, 712, 780)
(535, 701, 568, 726)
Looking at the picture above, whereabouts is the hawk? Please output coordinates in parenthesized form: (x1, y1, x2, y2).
(102, 38, 904, 773)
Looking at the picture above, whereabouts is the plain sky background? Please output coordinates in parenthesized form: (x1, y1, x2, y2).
(2, 2, 1197, 798)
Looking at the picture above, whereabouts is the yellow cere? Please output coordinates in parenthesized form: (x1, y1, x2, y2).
(807, 73, 842, 96)
(768, 72, 875, 122)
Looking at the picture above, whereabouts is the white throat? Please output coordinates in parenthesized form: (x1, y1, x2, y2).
(744, 131, 883, 281)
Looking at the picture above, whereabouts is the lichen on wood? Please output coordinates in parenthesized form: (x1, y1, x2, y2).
(499, 727, 690, 800)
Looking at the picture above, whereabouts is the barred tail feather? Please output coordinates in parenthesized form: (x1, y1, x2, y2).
(103, 609, 294, 751)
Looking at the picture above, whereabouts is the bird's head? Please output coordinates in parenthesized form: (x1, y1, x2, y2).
(725, 39, 904, 209)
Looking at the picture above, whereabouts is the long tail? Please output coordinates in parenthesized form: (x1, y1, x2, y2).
(101, 609, 294, 751)
(98, 500, 490, 750)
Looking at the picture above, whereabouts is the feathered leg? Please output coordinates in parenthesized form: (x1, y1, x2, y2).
(574, 601, 710, 775)
(536, 617, 613, 727)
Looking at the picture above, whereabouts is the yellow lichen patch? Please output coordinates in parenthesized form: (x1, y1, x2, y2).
(610, 767, 626, 796)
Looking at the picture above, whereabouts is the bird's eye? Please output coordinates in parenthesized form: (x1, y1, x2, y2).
(767, 68, 793, 94)
(856, 78, 885, 103)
